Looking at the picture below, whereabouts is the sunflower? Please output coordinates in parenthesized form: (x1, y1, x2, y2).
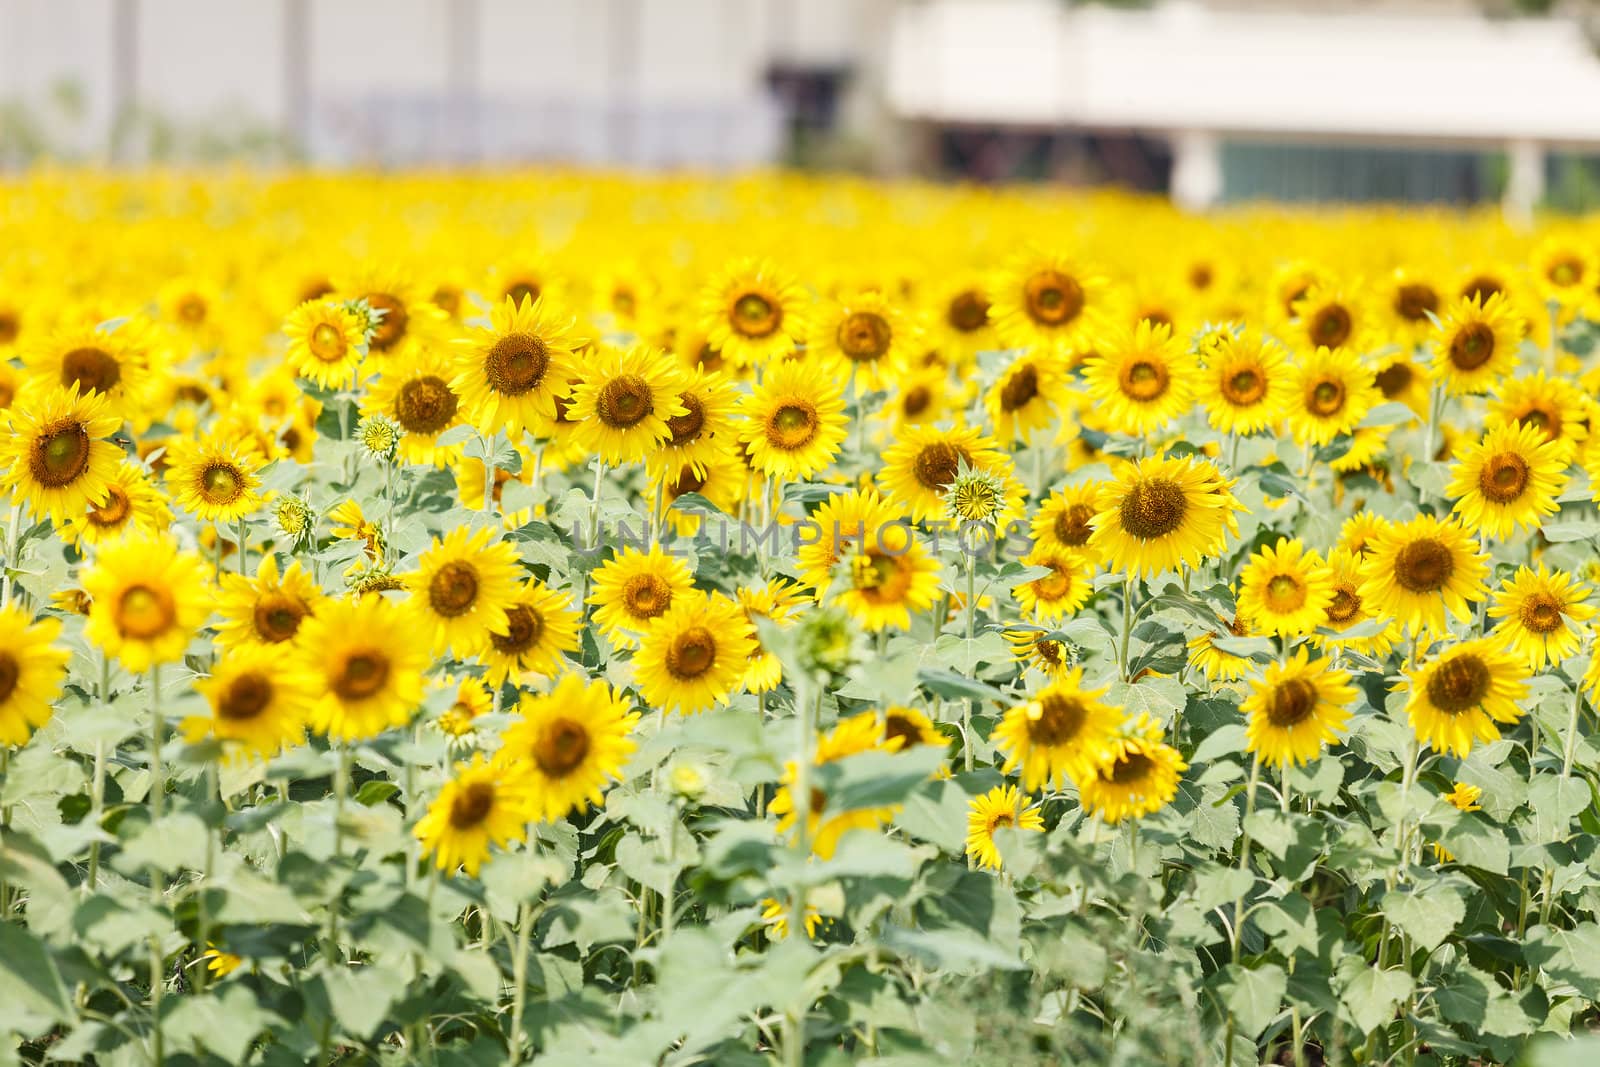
(698, 257, 810, 368)
(1187, 616, 1254, 683)
(328, 498, 385, 572)
(1339, 511, 1391, 557)
(1402, 639, 1529, 757)
(164, 435, 264, 524)
(878, 423, 1006, 524)
(1082, 320, 1197, 435)
(0, 383, 123, 523)
(298, 594, 430, 741)
(451, 295, 581, 435)
(1013, 549, 1094, 622)
(480, 579, 580, 686)
(796, 487, 894, 589)
(567, 345, 686, 466)
(989, 251, 1106, 353)
(405, 525, 524, 658)
(880, 705, 946, 755)
(1531, 235, 1597, 308)
(984, 352, 1061, 444)
(361, 347, 465, 466)
(1076, 713, 1187, 824)
(1240, 649, 1356, 768)
(1287, 283, 1372, 355)
(771, 712, 897, 860)
(993, 667, 1122, 792)
(1236, 537, 1335, 637)
(215, 554, 325, 650)
(759, 897, 824, 941)
(1487, 565, 1595, 671)
(738, 359, 848, 483)
(658, 446, 748, 537)
(1310, 547, 1400, 657)
(23, 322, 148, 414)
(334, 265, 444, 366)
(965, 784, 1046, 871)
(1485, 372, 1588, 461)
(0, 606, 69, 747)
(830, 521, 942, 632)
(927, 275, 995, 360)
(283, 299, 366, 390)
(59, 458, 171, 547)
(645, 363, 738, 481)
(889, 364, 951, 427)
(634, 592, 757, 714)
(588, 543, 696, 647)
(415, 756, 538, 877)
(1286, 346, 1379, 447)
(810, 290, 916, 391)
(1006, 627, 1075, 678)
(81, 537, 212, 673)
(737, 578, 807, 693)
(1370, 353, 1430, 418)
(1200, 329, 1291, 436)
(1359, 514, 1487, 636)
(185, 644, 315, 760)
(494, 673, 638, 822)
(1088, 454, 1239, 579)
(1382, 266, 1443, 347)
(1428, 293, 1525, 396)
(1029, 482, 1103, 564)
(1446, 422, 1567, 540)
(436, 675, 494, 737)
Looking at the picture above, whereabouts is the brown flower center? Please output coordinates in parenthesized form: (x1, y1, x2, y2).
(87, 485, 132, 528)
(1307, 377, 1346, 417)
(595, 375, 654, 429)
(395, 375, 459, 435)
(1023, 270, 1084, 327)
(1374, 362, 1414, 399)
(30, 419, 92, 488)
(1120, 359, 1169, 402)
(1263, 573, 1306, 613)
(1265, 678, 1318, 728)
(218, 672, 273, 721)
(666, 393, 705, 446)
(947, 290, 990, 332)
(1393, 537, 1453, 593)
(449, 780, 496, 828)
(309, 322, 347, 362)
(1393, 283, 1438, 322)
(622, 574, 671, 619)
(489, 604, 544, 654)
(365, 292, 408, 352)
(0, 311, 17, 345)
(1327, 585, 1360, 624)
(332, 649, 390, 700)
(1426, 654, 1490, 713)
(1519, 592, 1564, 634)
(505, 279, 541, 306)
(1222, 366, 1267, 406)
(836, 311, 892, 363)
(1055, 502, 1094, 545)
(884, 713, 925, 749)
(201, 463, 244, 505)
(999, 364, 1039, 412)
(732, 292, 780, 338)
(901, 384, 932, 419)
(766, 402, 818, 450)
(1546, 256, 1583, 288)
(484, 333, 550, 396)
(1478, 452, 1529, 503)
(1028, 692, 1087, 746)
(665, 625, 717, 679)
(252, 592, 307, 643)
(911, 441, 969, 491)
(1030, 560, 1075, 602)
(1462, 277, 1501, 302)
(428, 561, 480, 617)
(0, 652, 18, 702)
(1309, 305, 1352, 348)
(534, 719, 591, 778)
(1117, 477, 1187, 540)
(61, 346, 121, 394)
(1105, 750, 1154, 786)
(117, 584, 176, 639)
(1449, 323, 1495, 371)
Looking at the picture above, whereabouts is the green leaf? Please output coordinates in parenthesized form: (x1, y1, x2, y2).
(916, 668, 1007, 704)
(1383, 879, 1465, 952)
(0, 923, 71, 1031)
(1437, 817, 1509, 874)
(813, 746, 948, 815)
(1527, 775, 1589, 843)
(1539, 519, 1600, 543)
(354, 780, 400, 807)
(1336, 960, 1412, 1034)
(1216, 963, 1285, 1039)
(320, 966, 398, 1040)
(1523, 923, 1600, 987)
(162, 984, 279, 1063)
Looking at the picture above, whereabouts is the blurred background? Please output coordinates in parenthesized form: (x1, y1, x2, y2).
(5, 0, 1600, 213)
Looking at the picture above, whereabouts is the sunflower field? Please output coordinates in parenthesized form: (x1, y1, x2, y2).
(3, 172, 1600, 1066)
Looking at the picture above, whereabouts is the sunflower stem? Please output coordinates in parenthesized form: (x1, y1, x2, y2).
(963, 551, 977, 772)
(327, 743, 350, 961)
(1561, 677, 1584, 779)
(0, 747, 10, 921)
(1545, 300, 1559, 375)
(508, 900, 533, 1063)
(235, 517, 248, 575)
(782, 683, 820, 1067)
(86, 653, 112, 895)
(482, 431, 497, 515)
(1118, 575, 1136, 682)
(147, 665, 165, 1067)
(1, 501, 22, 607)
(195, 761, 219, 995)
